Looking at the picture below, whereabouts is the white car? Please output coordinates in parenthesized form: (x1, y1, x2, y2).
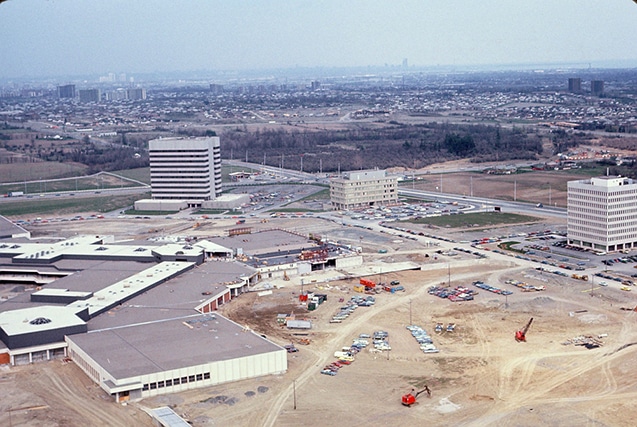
(599, 281, 608, 287)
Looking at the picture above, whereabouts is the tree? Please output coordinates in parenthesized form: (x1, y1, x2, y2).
(443, 133, 475, 156)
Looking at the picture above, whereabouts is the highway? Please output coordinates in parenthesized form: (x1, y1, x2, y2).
(397, 188, 567, 219)
(223, 159, 567, 219)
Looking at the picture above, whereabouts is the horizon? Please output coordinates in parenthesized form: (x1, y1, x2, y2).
(1, 1, 636, 82)
(3, 60, 637, 87)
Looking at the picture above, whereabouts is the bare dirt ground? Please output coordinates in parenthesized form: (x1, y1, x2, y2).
(4, 257, 637, 426)
(3, 174, 637, 425)
(168, 261, 637, 427)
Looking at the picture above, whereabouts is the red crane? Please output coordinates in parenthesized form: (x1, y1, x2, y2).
(401, 386, 431, 406)
(515, 318, 533, 342)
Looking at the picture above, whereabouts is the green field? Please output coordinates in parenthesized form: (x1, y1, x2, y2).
(0, 161, 86, 183)
(0, 192, 150, 217)
(112, 167, 150, 184)
(403, 212, 540, 228)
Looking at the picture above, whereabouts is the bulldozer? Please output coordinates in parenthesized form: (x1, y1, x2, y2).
(515, 317, 533, 342)
(401, 386, 431, 406)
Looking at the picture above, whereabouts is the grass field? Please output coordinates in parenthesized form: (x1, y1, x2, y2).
(0, 161, 86, 183)
(112, 168, 150, 184)
(404, 211, 540, 228)
(0, 192, 150, 217)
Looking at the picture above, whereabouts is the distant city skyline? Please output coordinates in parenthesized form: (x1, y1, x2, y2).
(1, 1, 636, 80)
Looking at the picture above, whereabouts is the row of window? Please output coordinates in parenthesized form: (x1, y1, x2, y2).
(569, 229, 637, 242)
(570, 186, 637, 196)
(570, 195, 637, 204)
(571, 206, 637, 215)
(142, 372, 211, 391)
(150, 149, 215, 153)
(570, 218, 637, 229)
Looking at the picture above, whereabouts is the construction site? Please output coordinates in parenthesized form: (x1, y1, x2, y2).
(1, 211, 637, 427)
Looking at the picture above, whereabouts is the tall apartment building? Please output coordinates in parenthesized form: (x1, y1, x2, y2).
(148, 137, 222, 206)
(568, 77, 581, 93)
(567, 176, 637, 253)
(57, 84, 76, 99)
(78, 89, 101, 103)
(127, 88, 147, 100)
(330, 169, 397, 210)
(591, 80, 604, 97)
(209, 84, 224, 95)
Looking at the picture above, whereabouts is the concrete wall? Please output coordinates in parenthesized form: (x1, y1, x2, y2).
(134, 199, 188, 212)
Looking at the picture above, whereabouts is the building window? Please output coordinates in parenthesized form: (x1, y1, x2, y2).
(204, 372, 210, 380)
(174, 378, 180, 385)
(181, 376, 188, 383)
(166, 379, 172, 386)
(143, 384, 149, 391)
(150, 383, 157, 390)
(158, 381, 165, 388)
(189, 375, 196, 382)
(196, 374, 203, 381)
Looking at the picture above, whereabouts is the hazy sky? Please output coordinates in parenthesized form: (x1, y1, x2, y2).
(1, 0, 636, 79)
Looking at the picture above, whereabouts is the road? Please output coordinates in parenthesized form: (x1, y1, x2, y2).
(397, 188, 567, 219)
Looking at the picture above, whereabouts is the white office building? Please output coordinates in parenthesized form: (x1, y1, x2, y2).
(567, 176, 637, 253)
(148, 137, 222, 207)
(330, 169, 398, 210)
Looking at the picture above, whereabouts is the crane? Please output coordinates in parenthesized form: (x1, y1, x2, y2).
(515, 317, 533, 342)
(401, 386, 431, 406)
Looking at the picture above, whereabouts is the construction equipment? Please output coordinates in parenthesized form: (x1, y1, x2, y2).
(515, 317, 533, 342)
(401, 386, 431, 406)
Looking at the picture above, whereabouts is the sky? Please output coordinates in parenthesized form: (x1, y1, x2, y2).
(1, 0, 637, 79)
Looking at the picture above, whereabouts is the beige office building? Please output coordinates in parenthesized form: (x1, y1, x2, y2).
(567, 176, 637, 253)
(330, 169, 397, 210)
(148, 137, 222, 206)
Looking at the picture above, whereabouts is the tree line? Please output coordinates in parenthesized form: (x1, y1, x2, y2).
(218, 122, 544, 172)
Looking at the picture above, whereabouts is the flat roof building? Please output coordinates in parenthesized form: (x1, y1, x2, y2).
(127, 88, 146, 100)
(57, 84, 76, 99)
(0, 233, 285, 402)
(149, 137, 222, 206)
(591, 80, 604, 97)
(567, 176, 637, 253)
(330, 169, 398, 210)
(79, 89, 101, 103)
(568, 77, 581, 93)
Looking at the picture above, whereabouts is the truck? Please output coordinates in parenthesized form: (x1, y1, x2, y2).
(7, 191, 24, 197)
(360, 278, 376, 288)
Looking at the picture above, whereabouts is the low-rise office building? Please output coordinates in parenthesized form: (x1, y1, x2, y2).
(330, 169, 398, 210)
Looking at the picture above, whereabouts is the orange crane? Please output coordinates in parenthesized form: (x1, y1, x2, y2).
(401, 386, 431, 406)
(515, 318, 533, 342)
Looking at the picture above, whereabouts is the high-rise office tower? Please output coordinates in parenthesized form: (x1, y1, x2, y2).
(148, 137, 222, 205)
